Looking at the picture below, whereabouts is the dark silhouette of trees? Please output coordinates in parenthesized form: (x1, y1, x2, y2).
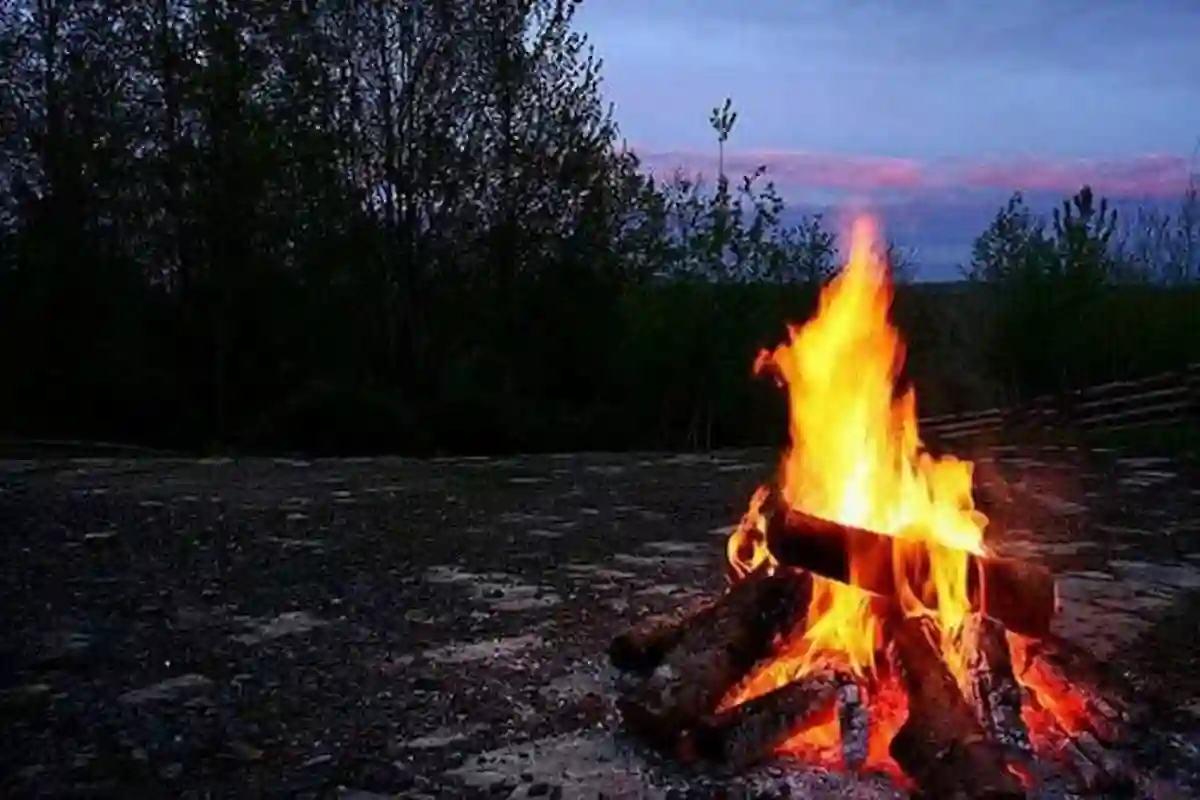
(0, 0, 652, 451)
(964, 186, 1198, 403)
(0, 1, 1194, 454)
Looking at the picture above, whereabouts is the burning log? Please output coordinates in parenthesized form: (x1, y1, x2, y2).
(764, 501, 1056, 639)
(616, 568, 812, 749)
(964, 615, 1034, 761)
(608, 595, 717, 674)
(888, 615, 1025, 799)
(1011, 633, 1132, 742)
(689, 669, 843, 768)
(1015, 634, 1139, 793)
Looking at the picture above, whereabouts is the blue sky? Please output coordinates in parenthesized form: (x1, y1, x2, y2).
(575, 0, 1200, 277)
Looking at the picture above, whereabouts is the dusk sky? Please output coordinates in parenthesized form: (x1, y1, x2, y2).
(576, 0, 1200, 278)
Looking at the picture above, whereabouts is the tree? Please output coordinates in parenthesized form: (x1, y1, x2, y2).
(1114, 173, 1200, 284)
(0, 0, 663, 450)
(964, 186, 1129, 396)
(963, 192, 1051, 284)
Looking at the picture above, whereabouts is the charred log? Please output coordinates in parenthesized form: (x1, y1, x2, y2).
(836, 673, 869, 771)
(609, 595, 717, 674)
(1037, 714, 1137, 794)
(764, 499, 1056, 638)
(1012, 632, 1133, 741)
(1014, 635, 1139, 790)
(690, 669, 843, 768)
(888, 615, 1025, 799)
(965, 615, 1033, 761)
(617, 568, 812, 749)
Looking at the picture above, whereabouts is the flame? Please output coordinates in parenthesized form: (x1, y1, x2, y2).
(723, 215, 991, 764)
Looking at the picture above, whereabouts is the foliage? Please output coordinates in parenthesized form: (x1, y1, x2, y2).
(0, 0, 650, 450)
(1114, 174, 1200, 284)
(963, 185, 1198, 400)
(0, 0, 1193, 454)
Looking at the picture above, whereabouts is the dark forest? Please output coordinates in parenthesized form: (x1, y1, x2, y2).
(1, 1, 1196, 455)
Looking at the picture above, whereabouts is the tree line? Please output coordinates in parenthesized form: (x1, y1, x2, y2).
(0, 0, 1195, 454)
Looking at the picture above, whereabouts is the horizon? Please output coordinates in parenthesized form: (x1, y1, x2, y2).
(577, 0, 1200, 279)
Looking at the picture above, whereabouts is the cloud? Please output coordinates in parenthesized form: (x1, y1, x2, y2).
(637, 150, 927, 192)
(631, 146, 1197, 281)
(633, 148, 1196, 200)
(957, 154, 1194, 198)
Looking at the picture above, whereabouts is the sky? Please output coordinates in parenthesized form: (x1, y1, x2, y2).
(575, 0, 1200, 278)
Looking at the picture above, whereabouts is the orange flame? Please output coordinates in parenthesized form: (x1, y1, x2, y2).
(725, 215, 989, 702)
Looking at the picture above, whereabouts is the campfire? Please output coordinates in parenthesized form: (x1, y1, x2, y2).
(608, 218, 1141, 797)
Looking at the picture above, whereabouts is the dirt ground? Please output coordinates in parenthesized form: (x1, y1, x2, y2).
(2, 445, 1200, 798)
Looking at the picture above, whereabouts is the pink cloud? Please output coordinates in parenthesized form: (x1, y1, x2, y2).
(956, 154, 1193, 198)
(636, 149, 927, 191)
(634, 148, 1194, 199)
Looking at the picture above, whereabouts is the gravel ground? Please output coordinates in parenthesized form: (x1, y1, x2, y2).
(2, 445, 1199, 799)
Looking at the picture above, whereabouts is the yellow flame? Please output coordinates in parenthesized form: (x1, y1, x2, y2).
(727, 216, 988, 691)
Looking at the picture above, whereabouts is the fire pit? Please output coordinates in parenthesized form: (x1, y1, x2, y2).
(607, 218, 1155, 797)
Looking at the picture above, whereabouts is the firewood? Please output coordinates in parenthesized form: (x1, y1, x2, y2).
(1037, 715, 1136, 794)
(1044, 724, 1105, 791)
(1012, 632, 1132, 741)
(689, 669, 843, 768)
(836, 673, 869, 771)
(964, 615, 1033, 761)
(608, 595, 718, 674)
(617, 568, 812, 749)
(764, 499, 1056, 638)
(1015, 633, 1144, 794)
(888, 615, 1025, 799)
(1073, 729, 1132, 786)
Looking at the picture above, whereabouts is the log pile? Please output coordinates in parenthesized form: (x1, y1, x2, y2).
(607, 504, 1150, 797)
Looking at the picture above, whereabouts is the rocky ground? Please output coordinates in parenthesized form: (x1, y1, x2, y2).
(2, 445, 1200, 799)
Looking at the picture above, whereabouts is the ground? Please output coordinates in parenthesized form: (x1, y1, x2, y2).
(2, 445, 1200, 799)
